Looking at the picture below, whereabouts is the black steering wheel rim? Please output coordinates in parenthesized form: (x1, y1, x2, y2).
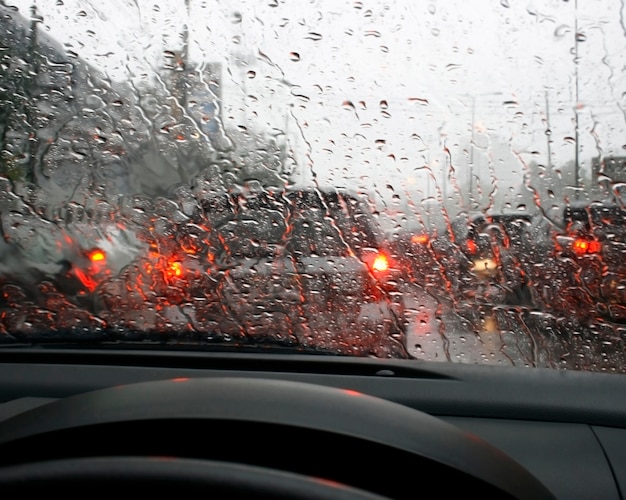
(0, 377, 556, 499)
(0, 456, 390, 499)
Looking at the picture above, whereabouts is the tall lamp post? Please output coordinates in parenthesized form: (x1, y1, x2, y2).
(466, 92, 502, 209)
(573, 0, 580, 199)
(469, 95, 476, 200)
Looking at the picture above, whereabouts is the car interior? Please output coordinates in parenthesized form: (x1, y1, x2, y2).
(1, 1, 625, 499)
(1, 349, 625, 499)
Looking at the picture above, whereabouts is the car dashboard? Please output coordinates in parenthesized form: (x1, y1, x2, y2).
(0, 349, 624, 499)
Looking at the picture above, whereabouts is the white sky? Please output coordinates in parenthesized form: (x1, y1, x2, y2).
(15, 0, 626, 217)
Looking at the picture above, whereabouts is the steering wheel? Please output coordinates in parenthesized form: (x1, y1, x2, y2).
(0, 377, 555, 499)
(0, 456, 387, 498)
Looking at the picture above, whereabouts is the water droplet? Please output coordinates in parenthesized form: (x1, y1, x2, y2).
(379, 100, 388, 109)
(576, 32, 587, 42)
(246, 70, 256, 79)
(305, 32, 322, 41)
(408, 97, 429, 106)
(289, 52, 300, 62)
(554, 24, 570, 38)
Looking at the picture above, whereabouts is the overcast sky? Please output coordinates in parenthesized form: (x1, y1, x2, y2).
(15, 0, 626, 215)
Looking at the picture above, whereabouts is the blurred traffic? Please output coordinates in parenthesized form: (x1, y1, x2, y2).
(0, 1, 625, 369)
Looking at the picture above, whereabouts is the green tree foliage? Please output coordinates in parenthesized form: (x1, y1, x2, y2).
(0, 5, 41, 182)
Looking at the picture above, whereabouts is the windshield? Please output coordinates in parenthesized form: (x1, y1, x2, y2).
(1, 0, 625, 371)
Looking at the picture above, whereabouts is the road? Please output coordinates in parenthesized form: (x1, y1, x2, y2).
(400, 282, 626, 373)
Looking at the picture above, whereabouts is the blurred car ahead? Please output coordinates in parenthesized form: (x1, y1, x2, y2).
(446, 212, 534, 306)
(192, 186, 408, 358)
(0, 197, 145, 300)
(0, 187, 408, 357)
(385, 229, 445, 291)
(555, 200, 626, 322)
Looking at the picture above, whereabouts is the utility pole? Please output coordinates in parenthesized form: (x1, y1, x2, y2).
(169, 0, 190, 119)
(545, 91, 552, 170)
(181, 0, 189, 110)
(469, 95, 475, 205)
(25, 2, 41, 184)
(466, 92, 502, 210)
(573, 0, 580, 199)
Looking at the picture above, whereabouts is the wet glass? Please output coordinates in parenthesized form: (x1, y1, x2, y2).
(0, 0, 625, 371)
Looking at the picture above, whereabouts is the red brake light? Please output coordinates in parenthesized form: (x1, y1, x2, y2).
(466, 239, 478, 255)
(169, 261, 183, 278)
(88, 249, 106, 263)
(588, 240, 602, 253)
(411, 234, 429, 245)
(161, 259, 185, 283)
(572, 239, 587, 254)
(371, 253, 390, 272)
(572, 238, 601, 255)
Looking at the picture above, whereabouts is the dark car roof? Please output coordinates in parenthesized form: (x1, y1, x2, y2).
(489, 213, 533, 222)
(451, 212, 534, 239)
(563, 200, 625, 223)
(198, 186, 384, 259)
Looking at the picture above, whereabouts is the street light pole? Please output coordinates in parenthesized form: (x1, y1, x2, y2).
(466, 92, 502, 210)
(180, 0, 190, 109)
(545, 91, 553, 170)
(573, 0, 580, 199)
(469, 95, 476, 203)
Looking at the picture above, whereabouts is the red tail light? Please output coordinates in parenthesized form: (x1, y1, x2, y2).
(411, 234, 429, 245)
(371, 252, 390, 272)
(148, 256, 186, 284)
(88, 249, 106, 263)
(572, 238, 601, 255)
(73, 248, 108, 292)
(167, 261, 184, 279)
(466, 239, 478, 255)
